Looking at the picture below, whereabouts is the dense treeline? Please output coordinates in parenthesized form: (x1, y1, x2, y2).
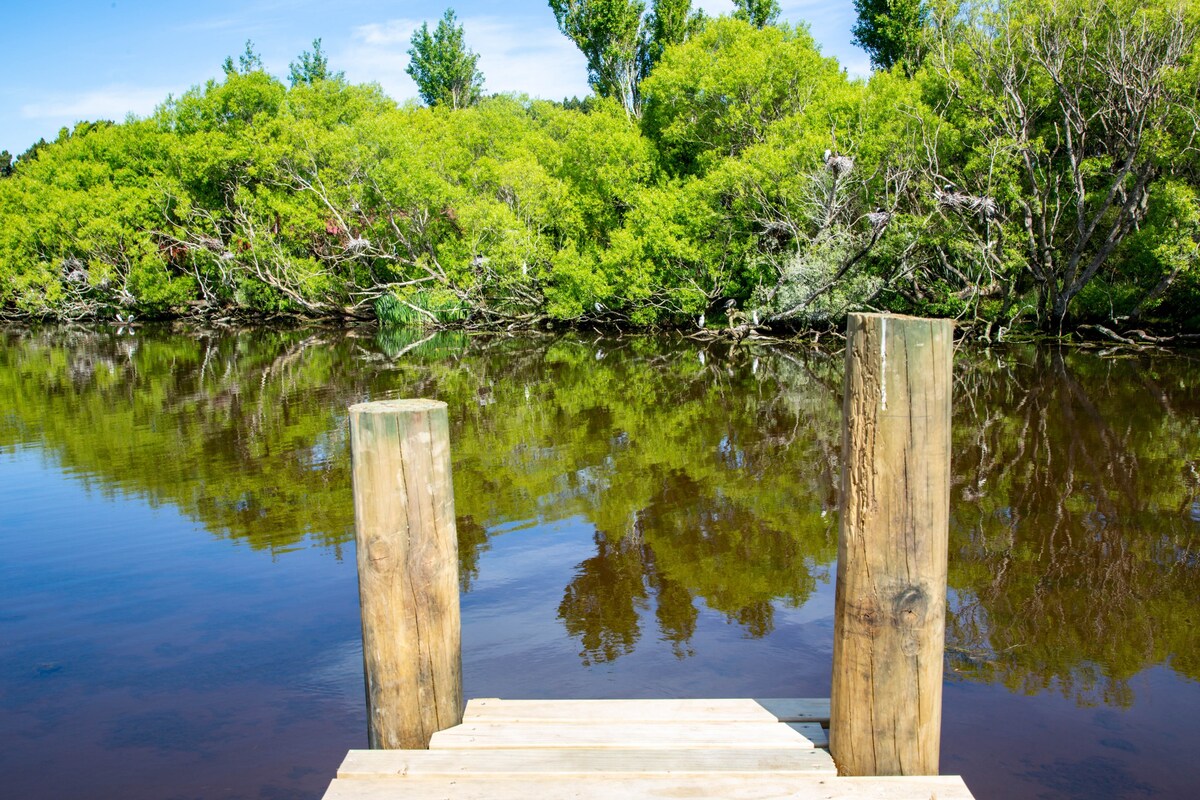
(1, 0, 1198, 334)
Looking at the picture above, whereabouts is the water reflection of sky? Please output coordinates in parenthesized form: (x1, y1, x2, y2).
(0, 447, 364, 799)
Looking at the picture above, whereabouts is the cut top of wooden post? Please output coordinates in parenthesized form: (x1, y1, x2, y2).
(349, 398, 448, 416)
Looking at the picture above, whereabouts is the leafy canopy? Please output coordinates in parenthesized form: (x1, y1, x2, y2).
(289, 38, 344, 87)
(732, 0, 781, 28)
(851, 0, 928, 73)
(406, 9, 485, 109)
(549, 0, 704, 117)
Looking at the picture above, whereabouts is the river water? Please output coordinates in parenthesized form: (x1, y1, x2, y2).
(1, 325, 1197, 799)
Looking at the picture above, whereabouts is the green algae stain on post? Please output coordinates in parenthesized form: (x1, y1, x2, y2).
(349, 399, 463, 749)
(830, 314, 954, 777)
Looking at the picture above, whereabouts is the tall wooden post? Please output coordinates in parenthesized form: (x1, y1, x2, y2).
(349, 399, 463, 749)
(830, 313, 953, 776)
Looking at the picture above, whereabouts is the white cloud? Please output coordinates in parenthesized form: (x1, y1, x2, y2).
(19, 86, 172, 122)
(466, 17, 590, 100)
(338, 15, 590, 104)
(337, 21, 422, 101)
(354, 19, 422, 47)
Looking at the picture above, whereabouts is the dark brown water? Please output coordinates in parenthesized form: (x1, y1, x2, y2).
(1, 325, 1197, 799)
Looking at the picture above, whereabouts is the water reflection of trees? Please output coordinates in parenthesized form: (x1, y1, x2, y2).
(0, 326, 363, 553)
(948, 346, 1200, 705)
(442, 336, 843, 655)
(2, 326, 1198, 698)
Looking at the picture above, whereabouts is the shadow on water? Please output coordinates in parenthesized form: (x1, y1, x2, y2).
(1, 324, 1198, 799)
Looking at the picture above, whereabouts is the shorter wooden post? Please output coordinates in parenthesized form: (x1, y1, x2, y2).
(349, 399, 463, 749)
(830, 313, 953, 776)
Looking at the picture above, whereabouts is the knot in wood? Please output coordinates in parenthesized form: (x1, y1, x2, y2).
(891, 585, 930, 655)
(365, 535, 400, 575)
(850, 596, 883, 631)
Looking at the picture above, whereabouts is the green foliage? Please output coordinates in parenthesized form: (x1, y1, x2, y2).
(1, 0, 1198, 333)
(732, 0, 780, 28)
(407, 9, 484, 109)
(15, 137, 49, 168)
(289, 38, 343, 87)
(852, 0, 928, 73)
(164, 69, 287, 134)
(223, 40, 264, 76)
(925, 0, 1200, 328)
(643, 0, 706, 70)
(550, 0, 651, 116)
(374, 288, 468, 326)
(549, 0, 704, 117)
(641, 19, 843, 175)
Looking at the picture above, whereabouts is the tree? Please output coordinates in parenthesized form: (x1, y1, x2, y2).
(289, 38, 343, 86)
(223, 40, 264, 75)
(0, 151, 12, 178)
(852, 0, 928, 73)
(732, 0, 780, 28)
(549, 0, 703, 118)
(641, 18, 844, 173)
(406, 9, 484, 109)
(643, 0, 705, 72)
(550, 0, 646, 116)
(18, 138, 49, 164)
(928, 0, 1200, 330)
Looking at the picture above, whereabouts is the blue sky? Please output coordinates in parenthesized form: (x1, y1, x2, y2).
(0, 1, 869, 155)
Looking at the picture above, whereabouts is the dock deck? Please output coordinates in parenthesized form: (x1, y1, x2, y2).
(321, 698, 976, 799)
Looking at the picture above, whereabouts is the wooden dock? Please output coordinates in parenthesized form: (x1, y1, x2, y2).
(321, 697, 976, 799)
(331, 314, 973, 798)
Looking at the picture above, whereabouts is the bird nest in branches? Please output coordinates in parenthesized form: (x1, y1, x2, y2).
(197, 235, 224, 253)
(935, 189, 997, 217)
(61, 257, 88, 285)
(865, 211, 892, 229)
(825, 154, 854, 177)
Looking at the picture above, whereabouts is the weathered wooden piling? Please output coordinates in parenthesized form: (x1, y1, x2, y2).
(829, 313, 954, 776)
(349, 399, 463, 749)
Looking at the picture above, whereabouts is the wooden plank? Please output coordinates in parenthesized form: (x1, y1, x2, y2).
(322, 774, 977, 799)
(336, 747, 837, 778)
(428, 721, 821, 750)
(461, 698, 829, 724)
(831, 313, 953, 776)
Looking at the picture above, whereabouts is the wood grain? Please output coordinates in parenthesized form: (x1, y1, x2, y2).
(337, 747, 838, 777)
(461, 697, 830, 724)
(323, 774, 976, 799)
(830, 313, 954, 776)
(428, 721, 822, 750)
(349, 399, 463, 749)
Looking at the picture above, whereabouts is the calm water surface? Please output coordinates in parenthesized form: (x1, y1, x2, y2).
(1, 326, 1197, 799)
